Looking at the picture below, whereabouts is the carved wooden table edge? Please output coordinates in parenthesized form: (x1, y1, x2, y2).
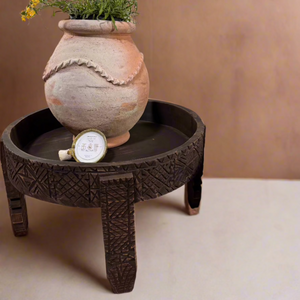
(0, 99, 206, 294)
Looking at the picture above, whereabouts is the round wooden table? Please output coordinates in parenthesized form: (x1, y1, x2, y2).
(0, 99, 205, 294)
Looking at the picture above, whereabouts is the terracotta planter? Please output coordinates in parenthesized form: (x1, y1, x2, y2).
(43, 20, 149, 148)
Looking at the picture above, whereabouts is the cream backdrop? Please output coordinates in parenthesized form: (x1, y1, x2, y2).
(1, 0, 300, 179)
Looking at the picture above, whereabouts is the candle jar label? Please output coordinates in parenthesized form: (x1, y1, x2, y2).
(73, 130, 107, 163)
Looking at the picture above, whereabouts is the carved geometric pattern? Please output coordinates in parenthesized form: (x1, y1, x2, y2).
(2, 131, 205, 207)
(1, 140, 28, 237)
(1, 101, 206, 294)
(1, 142, 22, 200)
(51, 170, 91, 207)
(100, 174, 136, 293)
(134, 137, 205, 201)
(7, 195, 29, 237)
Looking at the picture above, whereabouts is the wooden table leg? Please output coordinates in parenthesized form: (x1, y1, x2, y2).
(100, 173, 136, 294)
(185, 169, 203, 216)
(0, 141, 28, 236)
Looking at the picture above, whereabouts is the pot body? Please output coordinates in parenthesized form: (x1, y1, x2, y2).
(43, 20, 149, 144)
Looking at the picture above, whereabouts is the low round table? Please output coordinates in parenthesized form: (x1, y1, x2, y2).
(0, 99, 205, 294)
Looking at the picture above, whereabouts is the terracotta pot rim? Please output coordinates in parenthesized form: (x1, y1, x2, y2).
(58, 19, 136, 35)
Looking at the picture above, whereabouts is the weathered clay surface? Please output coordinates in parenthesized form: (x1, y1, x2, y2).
(44, 20, 150, 141)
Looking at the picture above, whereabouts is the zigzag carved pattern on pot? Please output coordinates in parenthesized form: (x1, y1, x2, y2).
(42, 53, 144, 85)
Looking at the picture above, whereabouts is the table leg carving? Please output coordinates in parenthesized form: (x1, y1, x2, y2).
(185, 169, 203, 216)
(100, 173, 136, 294)
(0, 140, 28, 236)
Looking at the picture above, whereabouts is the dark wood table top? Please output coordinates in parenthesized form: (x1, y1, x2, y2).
(24, 120, 188, 163)
(1, 99, 205, 206)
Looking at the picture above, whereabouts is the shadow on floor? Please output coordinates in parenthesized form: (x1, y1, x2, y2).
(1, 187, 187, 292)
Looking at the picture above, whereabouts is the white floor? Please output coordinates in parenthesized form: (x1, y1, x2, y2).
(1, 177, 300, 299)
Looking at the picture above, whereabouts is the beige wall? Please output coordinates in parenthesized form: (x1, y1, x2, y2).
(1, 1, 300, 179)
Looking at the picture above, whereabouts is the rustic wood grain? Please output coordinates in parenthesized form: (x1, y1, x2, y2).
(100, 173, 136, 293)
(0, 140, 28, 236)
(185, 127, 206, 215)
(0, 100, 205, 293)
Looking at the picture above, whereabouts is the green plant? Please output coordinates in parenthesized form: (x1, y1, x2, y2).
(21, 0, 138, 26)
